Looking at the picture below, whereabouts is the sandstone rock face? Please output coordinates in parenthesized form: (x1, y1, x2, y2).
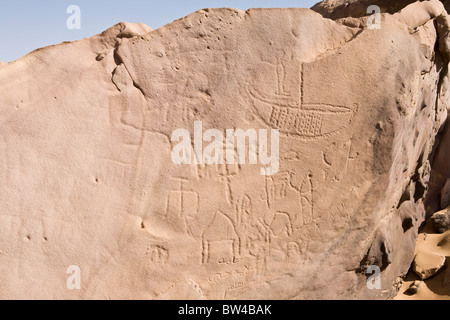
(413, 252, 446, 280)
(431, 207, 450, 233)
(0, 2, 449, 300)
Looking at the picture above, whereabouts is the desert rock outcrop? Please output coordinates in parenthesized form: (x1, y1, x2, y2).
(431, 207, 450, 233)
(0, 1, 449, 299)
(413, 252, 446, 279)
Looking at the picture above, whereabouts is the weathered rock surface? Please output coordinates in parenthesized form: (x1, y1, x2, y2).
(0, 1, 449, 299)
(413, 252, 446, 279)
(431, 207, 450, 233)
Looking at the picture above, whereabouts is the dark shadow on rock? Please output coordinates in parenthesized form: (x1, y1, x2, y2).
(424, 261, 450, 296)
(426, 118, 450, 218)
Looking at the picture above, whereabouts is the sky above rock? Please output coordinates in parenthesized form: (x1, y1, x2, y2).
(0, 0, 318, 62)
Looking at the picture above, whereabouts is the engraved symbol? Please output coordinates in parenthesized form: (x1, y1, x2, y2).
(268, 212, 293, 256)
(249, 241, 268, 280)
(146, 245, 169, 264)
(197, 144, 241, 206)
(202, 211, 240, 264)
(323, 138, 359, 182)
(165, 178, 199, 236)
(286, 242, 301, 259)
(248, 59, 356, 139)
(299, 173, 314, 227)
(235, 195, 252, 230)
(270, 212, 293, 238)
(265, 171, 291, 208)
(264, 171, 314, 229)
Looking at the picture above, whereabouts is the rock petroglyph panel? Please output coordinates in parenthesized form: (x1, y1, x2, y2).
(0, 2, 448, 300)
(247, 60, 357, 140)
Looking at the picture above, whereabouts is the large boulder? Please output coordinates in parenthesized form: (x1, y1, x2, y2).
(431, 207, 450, 233)
(0, 2, 448, 299)
(412, 252, 446, 279)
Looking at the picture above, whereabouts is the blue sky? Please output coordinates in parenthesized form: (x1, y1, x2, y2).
(0, 0, 318, 62)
